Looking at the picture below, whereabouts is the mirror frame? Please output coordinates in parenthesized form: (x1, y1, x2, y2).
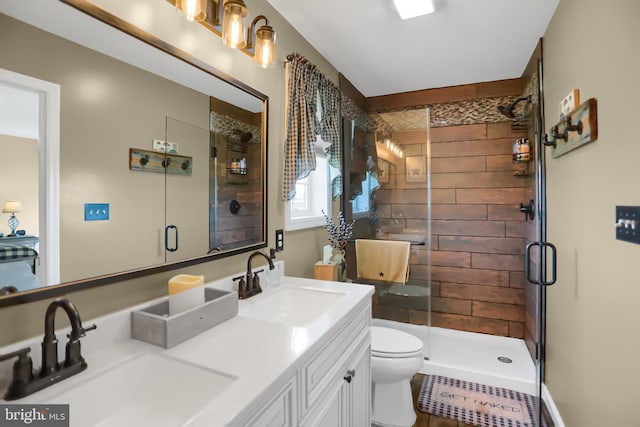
(0, 0, 268, 307)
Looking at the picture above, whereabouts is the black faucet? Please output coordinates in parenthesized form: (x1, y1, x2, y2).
(0, 298, 96, 400)
(236, 251, 275, 299)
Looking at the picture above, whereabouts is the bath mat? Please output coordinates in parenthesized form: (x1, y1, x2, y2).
(417, 375, 548, 427)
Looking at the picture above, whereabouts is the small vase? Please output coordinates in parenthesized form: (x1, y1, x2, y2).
(330, 248, 347, 282)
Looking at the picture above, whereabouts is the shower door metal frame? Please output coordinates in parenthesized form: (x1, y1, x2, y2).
(523, 38, 557, 427)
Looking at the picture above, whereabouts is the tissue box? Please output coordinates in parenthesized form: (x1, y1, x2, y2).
(314, 261, 338, 281)
(131, 287, 238, 348)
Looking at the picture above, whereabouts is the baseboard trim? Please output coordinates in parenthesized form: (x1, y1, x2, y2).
(542, 383, 565, 427)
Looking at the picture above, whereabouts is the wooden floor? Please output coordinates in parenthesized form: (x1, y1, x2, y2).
(411, 373, 476, 427)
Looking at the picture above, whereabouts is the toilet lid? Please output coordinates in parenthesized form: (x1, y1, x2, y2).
(371, 326, 423, 358)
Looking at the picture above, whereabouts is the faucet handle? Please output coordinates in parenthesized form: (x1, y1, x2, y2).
(0, 347, 34, 394)
(67, 324, 97, 339)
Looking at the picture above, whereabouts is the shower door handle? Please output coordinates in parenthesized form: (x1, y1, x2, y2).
(524, 241, 539, 284)
(541, 242, 557, 286)
(525, 241, 557, 285)
(165, 225, 178, 252)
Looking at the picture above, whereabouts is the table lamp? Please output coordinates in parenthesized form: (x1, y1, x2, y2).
(2, 200, 22, 237)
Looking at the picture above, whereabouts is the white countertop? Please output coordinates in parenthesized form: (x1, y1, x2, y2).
(0, 270, 373, 426)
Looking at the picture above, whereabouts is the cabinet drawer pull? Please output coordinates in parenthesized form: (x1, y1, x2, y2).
(343, 369, 356, 383)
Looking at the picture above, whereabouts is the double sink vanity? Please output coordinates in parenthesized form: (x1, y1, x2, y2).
(0, 265, 373, 426)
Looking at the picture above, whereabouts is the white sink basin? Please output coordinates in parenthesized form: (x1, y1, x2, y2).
(240, 287, 346, 326)
(47, 353, 235, 426)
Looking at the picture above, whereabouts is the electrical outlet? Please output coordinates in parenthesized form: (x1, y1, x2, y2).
(275, 229, 284, 251)
(85, 203, 109, 221)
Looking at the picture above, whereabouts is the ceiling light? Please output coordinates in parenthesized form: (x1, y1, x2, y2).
(392, 0, 435, 20)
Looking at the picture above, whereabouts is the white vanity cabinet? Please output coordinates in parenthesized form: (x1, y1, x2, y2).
(243, 303, 371, 427)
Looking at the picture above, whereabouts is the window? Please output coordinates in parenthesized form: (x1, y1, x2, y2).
(285, 138, 334, 231)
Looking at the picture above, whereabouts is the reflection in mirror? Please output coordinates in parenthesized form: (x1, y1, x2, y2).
(0, 2, 267, 305)
(341, 118, 379, 224)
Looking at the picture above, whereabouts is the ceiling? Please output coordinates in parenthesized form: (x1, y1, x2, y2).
(267, 0, 559, 97)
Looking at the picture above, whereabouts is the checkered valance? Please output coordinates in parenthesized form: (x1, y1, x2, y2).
(283, 53, 342, 201)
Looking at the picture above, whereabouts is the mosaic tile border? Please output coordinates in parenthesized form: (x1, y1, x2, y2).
(210, 111, 262, 144)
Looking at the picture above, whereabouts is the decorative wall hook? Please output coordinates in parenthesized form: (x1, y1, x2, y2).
(181, 160, 190, 170)
(162, 158, 172, 168)
(563, 116, 583, 135)
(140, 154, 149, 166)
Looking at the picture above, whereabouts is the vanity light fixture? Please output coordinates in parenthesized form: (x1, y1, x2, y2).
(246, 16, 276, 68)
(177, 0, 207, 22)
(221, 0, 248, 49)
(173, 0, 276, 67)
(392, 0, 435, 20)
(2, 200, 22, 237)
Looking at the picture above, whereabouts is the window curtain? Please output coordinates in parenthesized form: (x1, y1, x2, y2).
(283, 53, 341, 201)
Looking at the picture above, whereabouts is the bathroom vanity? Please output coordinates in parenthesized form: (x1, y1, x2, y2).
(0, 272, 373, 426)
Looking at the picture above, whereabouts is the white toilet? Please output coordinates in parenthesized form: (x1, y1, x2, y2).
(371, 326, 424, 427)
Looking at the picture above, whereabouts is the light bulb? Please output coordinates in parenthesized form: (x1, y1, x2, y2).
(179, 0, 206, 22)
(222, 2, 247, 49)
(254, 26, 276, 68)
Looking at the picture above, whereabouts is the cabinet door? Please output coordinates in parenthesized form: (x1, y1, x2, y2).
(300, 378, 347, 427)
(346, 343, 371, 427)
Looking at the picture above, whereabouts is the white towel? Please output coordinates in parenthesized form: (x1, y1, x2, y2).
(355, 239, 411, 284)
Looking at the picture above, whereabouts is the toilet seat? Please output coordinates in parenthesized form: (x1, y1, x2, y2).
(371, 326, 423, 359)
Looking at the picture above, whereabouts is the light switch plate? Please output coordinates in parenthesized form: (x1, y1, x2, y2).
(615, 205, 640, 244)
(85, 203, 109, 221)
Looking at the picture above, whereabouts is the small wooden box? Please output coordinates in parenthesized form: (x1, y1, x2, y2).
(314, 261, 338, 281)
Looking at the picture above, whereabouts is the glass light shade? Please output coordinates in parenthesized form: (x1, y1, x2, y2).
(2, 200, 22, 214)
(222, 1, 248, 49)
(178, 0, 207, 22)
(254, 26, 276, 68)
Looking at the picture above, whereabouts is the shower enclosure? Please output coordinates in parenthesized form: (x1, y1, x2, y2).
(342, 45, 552, 425)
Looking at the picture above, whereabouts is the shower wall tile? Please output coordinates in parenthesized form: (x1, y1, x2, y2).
(509, 271, 527, 289)
(430, 204, 488, 220)
(472, 301, 525, 322)
(431, 138, 513, 157)
(431, 156, 486, 173)
(411, 250, 471, 268)
(439, 283, 524, 305)
(431, 220, 505, 237)
(431, 297, 472, 316)
(430, 266, 510, 287)
(432, 171, 526, 189)
(508, 321, 524, 339)
(487, 122, 525, 139)
(486, 155, 522, 171)
(505, 221, 527, 238)
(456, 188, 526, 204)
(429, 312, 509, 336)
(438, 236, 525, 254)
(488, 205, 525, 221)
(431, 124, 487, 142)
(471, 253, 525, 272)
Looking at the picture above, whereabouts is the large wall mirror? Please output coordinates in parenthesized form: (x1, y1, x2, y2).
(0, 1, 267, 306)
